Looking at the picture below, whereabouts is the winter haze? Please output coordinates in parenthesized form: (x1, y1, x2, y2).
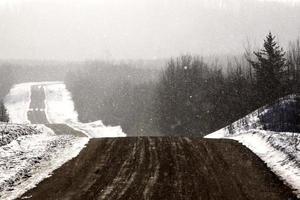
(0, 0, 300, 60)
(1, 0, 300, 199)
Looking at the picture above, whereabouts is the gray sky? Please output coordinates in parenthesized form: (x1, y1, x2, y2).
(0, 0, 300, 60)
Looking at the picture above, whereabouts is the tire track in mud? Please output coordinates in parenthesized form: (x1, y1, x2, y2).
(19, 137, 298, 200)
(114, 138, 145, 199)
(143, 138, 160, 200)
(79, 139, 117, 195)
(200, 141, 250, 200)
(98, 139, 139, 199)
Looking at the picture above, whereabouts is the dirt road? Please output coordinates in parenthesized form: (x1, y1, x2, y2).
(19, 137, 297, 200)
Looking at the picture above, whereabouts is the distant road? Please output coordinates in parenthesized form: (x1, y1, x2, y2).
(27, 84, 86, 137)
(19, 137, 297, 200)
(27, 85, 49, 124)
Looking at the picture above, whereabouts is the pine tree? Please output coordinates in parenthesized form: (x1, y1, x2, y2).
(0, 100, 9, 122)
(248, 32, 287, 104)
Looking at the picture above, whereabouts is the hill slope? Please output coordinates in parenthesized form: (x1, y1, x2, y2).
(205, 94, 300, 197)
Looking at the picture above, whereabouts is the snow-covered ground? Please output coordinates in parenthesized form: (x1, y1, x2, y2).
(4, 83, 31, 124)
(205, 96, 300, 197)
(0, 81, 125, 199)
(0, 123, 88, 200)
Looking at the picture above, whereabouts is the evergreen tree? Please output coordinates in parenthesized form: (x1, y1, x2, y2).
(0, 100, 9, 122)
(248, 32, 287, 104)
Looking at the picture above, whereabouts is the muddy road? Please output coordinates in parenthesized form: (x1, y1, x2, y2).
(19, 137, 297, 200)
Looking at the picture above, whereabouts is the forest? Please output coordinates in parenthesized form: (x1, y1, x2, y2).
(65, 33, 300, 136)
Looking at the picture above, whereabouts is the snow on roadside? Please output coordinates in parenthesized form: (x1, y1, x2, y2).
(205, 95, 300, 196)
(43, 82, 78, 123)
(43, 82, 126, 138)
(0, 124, 88, 200)
(68, 120, 124, 138)
(0, 123, 40, 146)
(205, 129, 300, 197)
(209, 94, 300, 138)
(4, 83, 31, 124)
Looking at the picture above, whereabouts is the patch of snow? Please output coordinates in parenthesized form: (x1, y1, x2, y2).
(0, 123, 40, 146)
(43, 83, 78, 124)
(69, 121, 125, 138)
(4, 83, 32, 124)
(0, 124, 88, 200)
(204, 129, 226, 139)
(214, 94, 300, 137)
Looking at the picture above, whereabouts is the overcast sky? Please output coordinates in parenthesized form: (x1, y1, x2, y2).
(0, 0, 300, 60)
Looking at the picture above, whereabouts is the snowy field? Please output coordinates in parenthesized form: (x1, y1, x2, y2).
(4, 83, 32, 124)
(1, 81, 125, 199)
(205, 97, 300, 197)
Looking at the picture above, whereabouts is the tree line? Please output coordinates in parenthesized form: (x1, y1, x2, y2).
(66, 33, 300, 136)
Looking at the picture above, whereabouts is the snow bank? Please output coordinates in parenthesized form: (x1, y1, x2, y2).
(43, 82, 126, 138)
(43, 83, 78, 123)
(206, 128, 300, 197)
(68, 120, 124, 138)
(206, 95, 300, 196)
(212, 94, 300, 137)
(0, 124, 88, 200)
(0, 123, 40, 146)
(232, 131, 300, 194)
